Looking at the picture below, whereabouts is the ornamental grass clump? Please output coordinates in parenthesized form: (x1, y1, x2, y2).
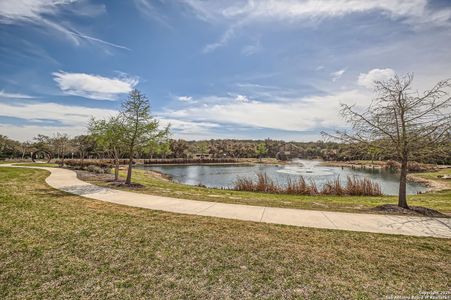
(233, 172, 382, 196)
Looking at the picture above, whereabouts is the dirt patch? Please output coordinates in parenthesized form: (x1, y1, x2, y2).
(407, 174, 449, 192)
(107, 182, 144, 189)
(372, 204, 448, 218)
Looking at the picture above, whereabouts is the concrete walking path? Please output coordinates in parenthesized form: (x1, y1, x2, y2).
(2, 164, 451, 238)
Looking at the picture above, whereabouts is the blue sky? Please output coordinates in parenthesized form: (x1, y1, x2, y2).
(1, 0, 450, 141)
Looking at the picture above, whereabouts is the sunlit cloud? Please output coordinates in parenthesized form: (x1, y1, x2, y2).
(53, 71, 139, 100)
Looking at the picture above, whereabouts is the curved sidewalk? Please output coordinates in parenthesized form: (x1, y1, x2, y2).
(3, 165, 451, 238)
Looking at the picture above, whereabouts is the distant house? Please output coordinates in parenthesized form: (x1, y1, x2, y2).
(276, 143, 301, 160)
(191, 153, 213, 159)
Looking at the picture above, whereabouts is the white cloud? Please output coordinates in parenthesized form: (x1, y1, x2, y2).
(183, 0, 451, 25)
(0, 90, 34, 99)
(53, 71, 138, 100)
(0, 0, 129, 50)
(0, 101, 117, 126)
(358, 68, 396, 89)
(162, 90, 368, 132)
(0, 124, 87, 141)
(0, 101, 118, 140)
(331, 68, 346, 82)
(0, 101, 219, 141)
(241, 41, 261, 56)
(235, 94, 250, 102)
(133, 0, 171, 27)
(159, 118, 220, 136)
(177, 96, 193, 102)
(203, 26, 236, 53)
(184, 0, 451, 51)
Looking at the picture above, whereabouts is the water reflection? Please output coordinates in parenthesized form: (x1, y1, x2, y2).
(139, 159, 427, 195)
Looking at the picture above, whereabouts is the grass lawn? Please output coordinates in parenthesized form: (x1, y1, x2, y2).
(0, 167, 450, 299)
(82, 168, 451, 215)
(13, 162, 59, 167)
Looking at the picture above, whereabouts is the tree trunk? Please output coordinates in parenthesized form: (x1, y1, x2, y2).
(125, 156, 133, 185)
(398, 157, 409, 209)
(114, 158, 119, 182)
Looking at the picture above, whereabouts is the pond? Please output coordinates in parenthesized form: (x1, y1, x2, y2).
(138, 159, 428, 195)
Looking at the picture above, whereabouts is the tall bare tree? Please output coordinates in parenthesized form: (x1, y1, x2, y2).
(326, 74, 450, 208)
(52, 133, 70, 166)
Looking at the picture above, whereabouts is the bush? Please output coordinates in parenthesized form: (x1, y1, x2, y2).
(62, 159, 113, 173)
(384, 160, 435, 172)
(385, 160, 400, 170)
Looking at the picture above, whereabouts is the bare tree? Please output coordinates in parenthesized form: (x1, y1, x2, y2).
(52, 133, 71, 166)
(72, 135, 95, 166)
(325, 74, 450, 208)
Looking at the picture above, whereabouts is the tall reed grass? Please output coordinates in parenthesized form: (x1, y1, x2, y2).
(233, 172, 382, 196)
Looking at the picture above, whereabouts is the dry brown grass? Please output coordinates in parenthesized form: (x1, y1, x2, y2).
(234, 173, 382, 196)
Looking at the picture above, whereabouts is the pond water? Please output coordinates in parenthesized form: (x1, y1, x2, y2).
(138, 159, 427, 195)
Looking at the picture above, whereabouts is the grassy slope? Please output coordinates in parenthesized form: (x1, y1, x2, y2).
(413, 169, 451, 189)
(0, 167, 450, 299)
(84, 168, 451, 214)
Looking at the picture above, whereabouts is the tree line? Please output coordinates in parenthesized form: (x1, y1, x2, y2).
(1, 73, 450, 209)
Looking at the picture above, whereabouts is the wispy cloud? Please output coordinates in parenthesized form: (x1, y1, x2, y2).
(183, 0, 451, 25)
(0, 101, 116, 126)
(241, 38, 261, 56)
(177, 96, 193, 102)
(203, 26, 237, 53)
(0, 101, 117, 140)
(53, 71, 139, 100)
(331, 68, 346, 82)
(133, 0, 172, 28)
(0, 0, 130, 50)
(184, 0, 451, 52)
(0, 90, 35, 99)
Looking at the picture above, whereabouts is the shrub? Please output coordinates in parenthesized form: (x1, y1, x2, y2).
(63, 159, 113, 173)
(385, 160, 400, 170)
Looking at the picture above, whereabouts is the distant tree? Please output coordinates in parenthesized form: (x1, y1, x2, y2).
(255, 143, 268, 161)
(121, 89, 169, 184)
(196, 141, 209, 158)
(326, 74, 451, 209)
(72, 135, 95, 166)
(159, 140, 171, 159)
(0, 135, 18, 159)
(51, 133, 70, 166)
(170, 139, 189, 158)
(89, 116, 127, 181)
(143, 140, 159, 159)
(17, 141, 33, 159)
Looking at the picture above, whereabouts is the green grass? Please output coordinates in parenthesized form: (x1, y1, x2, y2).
(84, 168, 451, 214)
(0, 167, 450, 299)
(12, 162, 59, 167)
